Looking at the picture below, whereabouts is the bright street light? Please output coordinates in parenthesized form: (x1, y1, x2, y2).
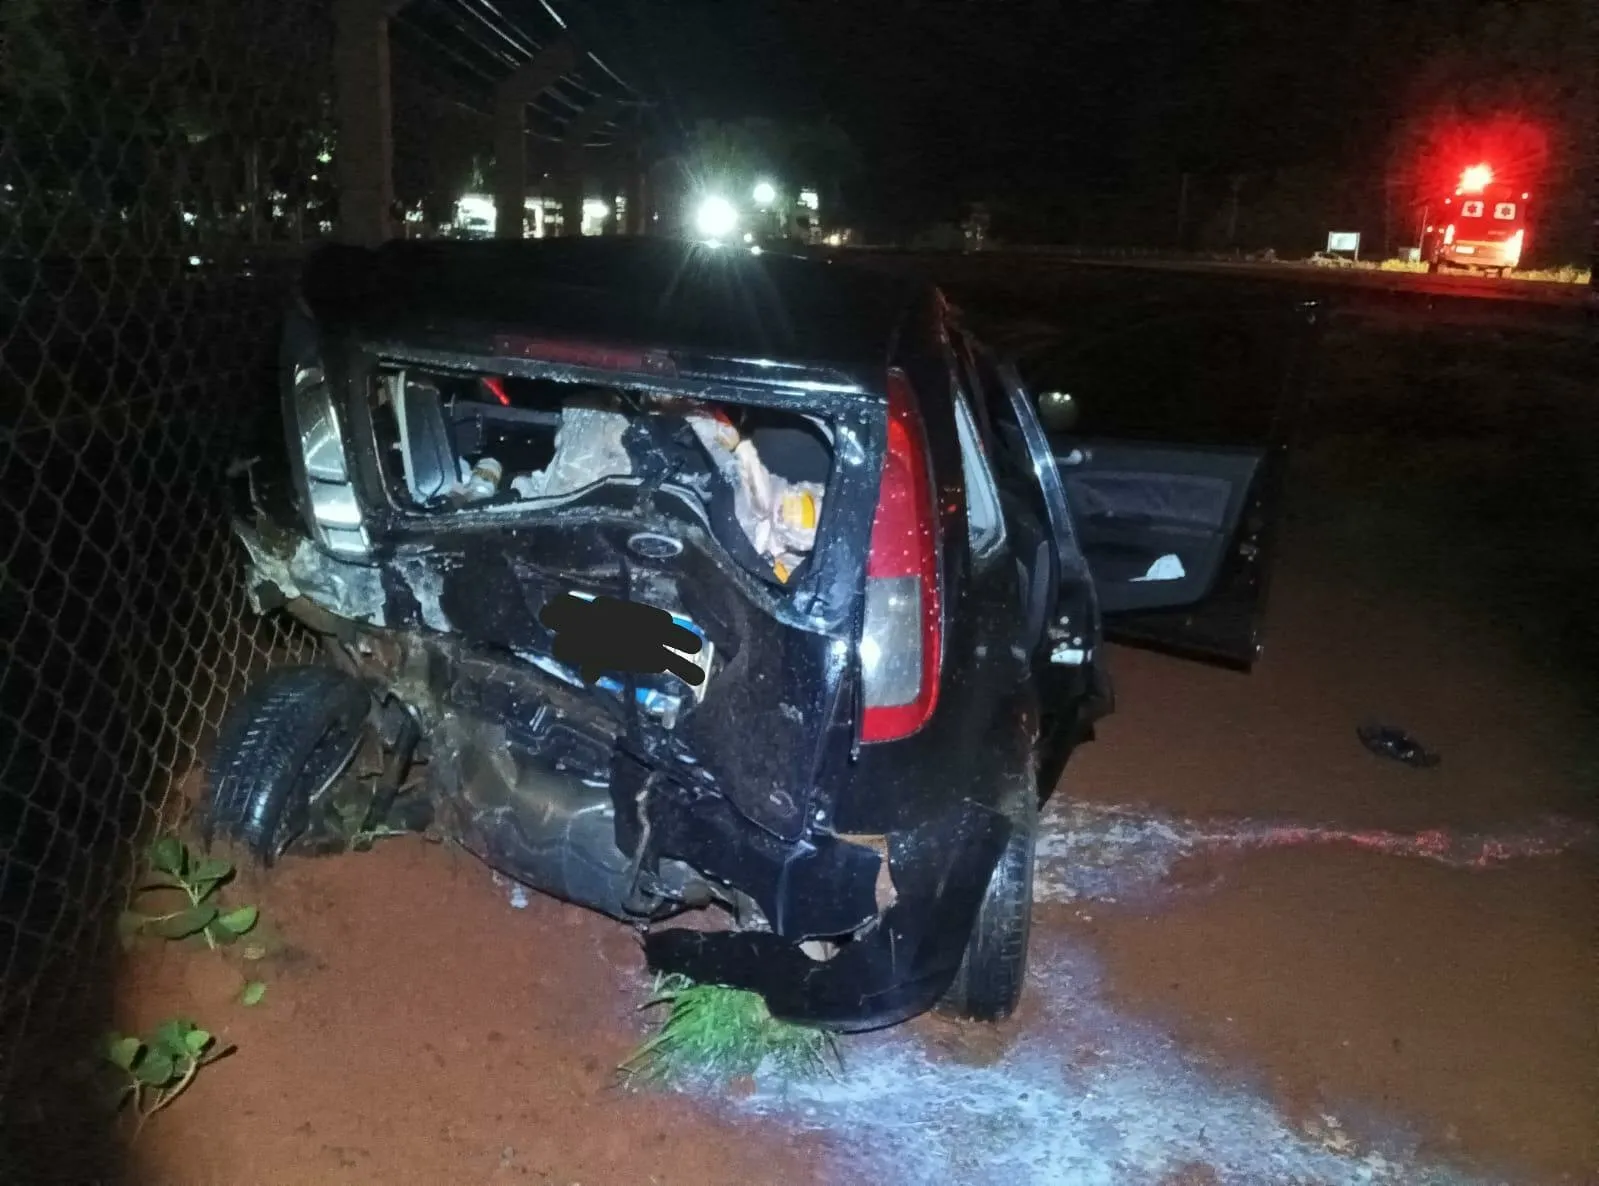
(752, 180, 777, 207)
(694, 195, 739, 241)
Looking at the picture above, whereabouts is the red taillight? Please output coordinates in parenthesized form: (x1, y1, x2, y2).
(1507, 228, 1525, 265)
(482, 375, 511, 406)
(860, 369, 942, 743)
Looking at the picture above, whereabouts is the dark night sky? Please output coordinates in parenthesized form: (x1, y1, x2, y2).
(564, 0, 1589, 234)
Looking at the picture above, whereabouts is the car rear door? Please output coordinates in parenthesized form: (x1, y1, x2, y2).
(1012, 287, 1321, 669)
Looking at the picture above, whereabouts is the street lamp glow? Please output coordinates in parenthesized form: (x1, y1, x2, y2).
(752, 180, 777, 207)
(694, 195, 739, 241)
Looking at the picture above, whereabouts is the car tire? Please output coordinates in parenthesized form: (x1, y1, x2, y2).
(942, 767, 1038, 1023)
(1427, 259, 1441, 275)
(203, 665, 372, 865)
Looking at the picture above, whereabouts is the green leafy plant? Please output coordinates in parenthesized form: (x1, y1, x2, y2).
(619, 974, 841, 1086)
(105, 1019, 233, 1131)
(121, 836, 258, 951)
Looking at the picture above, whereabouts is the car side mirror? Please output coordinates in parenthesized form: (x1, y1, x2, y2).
(1035, 390, 1078, 433)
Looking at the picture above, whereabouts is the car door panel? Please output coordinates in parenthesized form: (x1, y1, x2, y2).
(1058, 442, 1262, 614)
(1060, 439, 1284, 667)
(1012, 292, 1320, 669)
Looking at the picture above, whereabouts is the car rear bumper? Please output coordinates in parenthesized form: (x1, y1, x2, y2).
(643, 797, 1012, 1031)
(1442, 242, 1518, 267)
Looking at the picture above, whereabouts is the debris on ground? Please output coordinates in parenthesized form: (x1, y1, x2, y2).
(490, 871, 531, 909)
(1033, 801, 1599, 904)
(1356, 722, 1441, 768)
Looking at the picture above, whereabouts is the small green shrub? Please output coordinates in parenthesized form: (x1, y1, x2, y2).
(120, 836, 258, 951)
(105, 1019, 233, 1131)
(619, 974, 841, 1086)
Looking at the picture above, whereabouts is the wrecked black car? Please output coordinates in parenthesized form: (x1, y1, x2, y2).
(206, 238, 1314, 1030)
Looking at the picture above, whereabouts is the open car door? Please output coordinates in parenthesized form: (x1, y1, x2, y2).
(1014, 287, 1322, 669)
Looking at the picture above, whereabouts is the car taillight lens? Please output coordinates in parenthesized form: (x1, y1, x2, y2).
(294, 365, 346, 482)
(291, 363, 369, 557)
(860, 369, 941, 743)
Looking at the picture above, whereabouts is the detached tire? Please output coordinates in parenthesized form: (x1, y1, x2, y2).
(942, 771, 1039, 1023)
(204, 665, 371, 864)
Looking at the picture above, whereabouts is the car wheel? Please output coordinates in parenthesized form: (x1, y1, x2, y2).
(942, 767, 1038, 1022)
(1426, 259, 1441, 275)
(203, 665, 372, 865)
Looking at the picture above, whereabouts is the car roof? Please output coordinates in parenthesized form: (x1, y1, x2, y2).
(303, 236, 930, 372)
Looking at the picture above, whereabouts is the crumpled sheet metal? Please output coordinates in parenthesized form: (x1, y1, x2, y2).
(236, 522, 453, 633)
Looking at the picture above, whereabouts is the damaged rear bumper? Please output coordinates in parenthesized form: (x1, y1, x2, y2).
(643, 799, 1011, 1032)
(232, 509, 1012, 1031)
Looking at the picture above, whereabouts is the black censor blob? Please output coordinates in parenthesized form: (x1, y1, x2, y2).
(538, 592, 706, 688)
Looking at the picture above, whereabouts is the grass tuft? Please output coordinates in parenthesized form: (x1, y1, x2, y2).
(619, 974, 842, 1087)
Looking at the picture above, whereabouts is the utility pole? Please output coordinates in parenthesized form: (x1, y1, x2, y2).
(1226, 173, 1244, 248)
(1176, 171, 1189, 245)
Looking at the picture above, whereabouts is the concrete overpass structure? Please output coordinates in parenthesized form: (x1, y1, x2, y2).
(333, 0, 648, 246)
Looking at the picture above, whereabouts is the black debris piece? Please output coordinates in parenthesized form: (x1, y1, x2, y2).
(1357, 722, 1441, 769)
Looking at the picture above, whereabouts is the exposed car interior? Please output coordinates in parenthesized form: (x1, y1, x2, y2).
(368, 365, 837, 589)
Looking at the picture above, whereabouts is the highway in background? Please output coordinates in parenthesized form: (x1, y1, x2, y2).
(833, 247, 1596, 337)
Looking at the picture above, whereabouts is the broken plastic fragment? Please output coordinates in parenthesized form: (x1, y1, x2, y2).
(1131, 552, 1186, 582)
(1356, 722, 1441, 769)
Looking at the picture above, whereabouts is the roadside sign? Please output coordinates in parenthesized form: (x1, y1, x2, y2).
(1326, 231, 1361, 258)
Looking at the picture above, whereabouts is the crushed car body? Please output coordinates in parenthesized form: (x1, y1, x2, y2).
(214, 237, 1311, 1030)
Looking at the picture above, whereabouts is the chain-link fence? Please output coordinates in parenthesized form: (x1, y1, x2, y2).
(1, 1, 335, 1177)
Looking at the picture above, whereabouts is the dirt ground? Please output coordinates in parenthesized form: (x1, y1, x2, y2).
(118, 839, 831, 1186)
(114, 307, 1598, 1185)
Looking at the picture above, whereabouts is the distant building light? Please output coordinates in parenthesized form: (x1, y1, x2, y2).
(753, 180, 777, 207)
(457, 193, 496, 231)
(317, 150, 332, 164)
(798, 189, 819, 212)
(181, 211, 197, 225)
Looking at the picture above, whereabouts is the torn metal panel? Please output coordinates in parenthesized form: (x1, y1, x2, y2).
(391, 553, 454, 633)
(645, 799, 1011, 1031)
(237, 521, 388, 625)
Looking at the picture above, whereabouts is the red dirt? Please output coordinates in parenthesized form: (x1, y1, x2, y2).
(117, 838, 828, 1186)
(1053, 550, 1599, 1183)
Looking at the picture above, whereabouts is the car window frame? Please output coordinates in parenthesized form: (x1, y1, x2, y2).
(948, 373, 1008, 564)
